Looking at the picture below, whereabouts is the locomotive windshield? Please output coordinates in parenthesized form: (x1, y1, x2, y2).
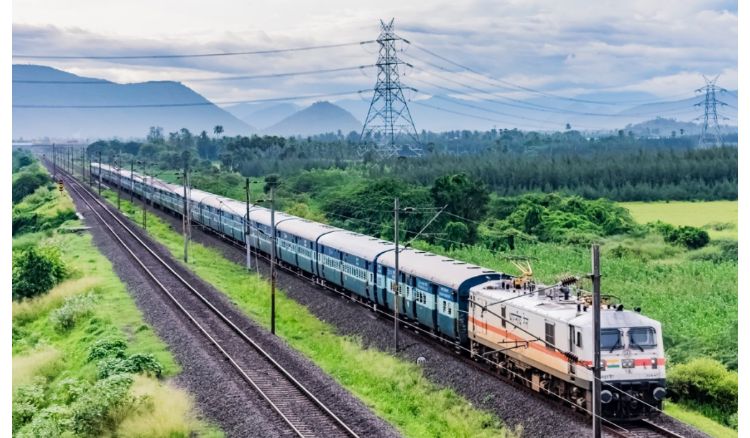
(628, 327, 657, 350)
(600, 328, 622, 351)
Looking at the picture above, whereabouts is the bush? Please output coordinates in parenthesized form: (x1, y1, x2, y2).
(12, 379, 47, 432)
(13, 170, 51, 204)
(12, 209, 78, 236)
(15, 405, 70, 438)
(70, 374, 137, 437)
(12, 245, 68, 300)
(668, 358, 738, 426)
(98, 354, 163, 379)
(87, 338, 128, 362)
(653, 222, 710, 249)
(50, 293, 96, 332)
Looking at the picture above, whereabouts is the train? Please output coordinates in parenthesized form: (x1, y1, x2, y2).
(91, 163, 667, 420)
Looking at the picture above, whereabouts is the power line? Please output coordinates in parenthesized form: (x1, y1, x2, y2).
(402, 40, 696, 106)
(13, 40, 376, 60)
(12, 65, 376, 84)
(13, 89, 370, 109)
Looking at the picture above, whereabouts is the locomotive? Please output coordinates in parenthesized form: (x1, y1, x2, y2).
(92, 163, 666, 420)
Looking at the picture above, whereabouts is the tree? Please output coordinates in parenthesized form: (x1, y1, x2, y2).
(147, 126, 164, 144)
(213, 125, 224, 138)
(431, 173, 490, 243)
(12, 171, 50, 203)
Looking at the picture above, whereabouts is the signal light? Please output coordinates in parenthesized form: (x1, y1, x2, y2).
(57, 180, 64, 192)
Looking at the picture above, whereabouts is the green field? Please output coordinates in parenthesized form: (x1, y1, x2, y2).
(620, 201, 738, 239)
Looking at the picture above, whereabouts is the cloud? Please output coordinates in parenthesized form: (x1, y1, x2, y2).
(12, 0, 737, 112)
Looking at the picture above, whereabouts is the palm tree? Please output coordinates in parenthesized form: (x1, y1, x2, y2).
(213, 125, 224, 138)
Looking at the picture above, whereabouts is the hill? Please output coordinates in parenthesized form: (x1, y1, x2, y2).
(264, 101, 361, 136)
(224, 102, 299, 130)
(12, 64, 252, 140)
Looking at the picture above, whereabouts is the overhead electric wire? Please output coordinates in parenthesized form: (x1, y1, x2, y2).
(13, 89, 370, 109)
(13, 40, 376, 60)
(13, 65, 376, 84)
(402, 39, 696, 106)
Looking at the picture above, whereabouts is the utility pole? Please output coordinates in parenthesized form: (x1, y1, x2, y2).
(591, 244, 602, 438)
(245, 178, 252, 270)
(130, 160, 135, 202)
(52, 143, 56, 179)
(182, 165, 190, 263)
(97, 151, 102, 195)
(393, 197, 400, 351)
(139, 161, 148, 230)
(270, 185, 276, 335)
(116, 155, 122, 210)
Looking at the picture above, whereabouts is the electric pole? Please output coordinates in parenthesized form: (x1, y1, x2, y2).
(695, 75, 728, 148)
(591, 244, 602, 438)
(360, 19, 422, 158)
(270, 185, 276, 335)
(52, 143, 56, 179)
(393, 197, 400, 351)
(245, 178, 252, 270)
(181, 162, 190, 263)
(130, 160, 135, 202)
(116, 155, 122, 210)
(98, 151, 102, 195)
(138, 160, 148, 230)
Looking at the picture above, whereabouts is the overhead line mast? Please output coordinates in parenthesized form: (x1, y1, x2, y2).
(695, 75, 728, 148)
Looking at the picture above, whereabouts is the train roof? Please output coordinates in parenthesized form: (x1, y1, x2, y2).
(277, 218, 342, 242)
(318, 231, 394, 260)
(471, 280, 660, 329)
(379, 250, 502, 291)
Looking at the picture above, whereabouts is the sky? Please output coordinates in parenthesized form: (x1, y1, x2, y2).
(12, 0, 738, 109)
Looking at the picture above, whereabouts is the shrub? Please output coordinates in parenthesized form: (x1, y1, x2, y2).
(50, 293, 96, 332)
(98, 354, 163, 379)
(653, 222, 710, 249)
(51, 378, 90, 405)
(87, 338, 128, 362)
(15, 405, 70, 438)
(12, 245, 68, 300)
(70, 373, 137, 437)
(12, 379, 47, 432)
(668, 358, 738, 426)
(13, 170, 51, 204)
(12, 209, 78, 236)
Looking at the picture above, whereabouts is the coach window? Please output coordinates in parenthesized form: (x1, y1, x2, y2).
(576, 331, 583, 348)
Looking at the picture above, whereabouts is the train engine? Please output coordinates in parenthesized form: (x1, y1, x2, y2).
(468, 278, 666, 420)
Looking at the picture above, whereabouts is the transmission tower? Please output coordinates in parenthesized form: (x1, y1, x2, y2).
(695, 75, 728, 147)
(360, 18, 422, 158)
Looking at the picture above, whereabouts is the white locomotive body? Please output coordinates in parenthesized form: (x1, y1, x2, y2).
(469, 279, 666, 419)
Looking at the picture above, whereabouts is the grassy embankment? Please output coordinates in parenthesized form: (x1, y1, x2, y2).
(100, 189, 517, 438)
(12, 160, 222, 436)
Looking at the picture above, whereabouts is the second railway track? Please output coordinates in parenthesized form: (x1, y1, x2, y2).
(57, 166, 359, 438)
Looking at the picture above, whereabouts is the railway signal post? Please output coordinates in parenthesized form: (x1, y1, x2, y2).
(591, 244, 602, 438)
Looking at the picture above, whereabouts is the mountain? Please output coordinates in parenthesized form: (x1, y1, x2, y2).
(13, 64, 253, 140)
(264, 101, 361, 136)
(224, 102, 299, 130)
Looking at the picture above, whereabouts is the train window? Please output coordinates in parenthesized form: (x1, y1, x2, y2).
(628, 327, 656, 349)
(544, 322, 555, 349)
(601, 329, 622, 351)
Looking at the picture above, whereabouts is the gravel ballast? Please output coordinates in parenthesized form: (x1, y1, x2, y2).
(62, 174, 398, 438)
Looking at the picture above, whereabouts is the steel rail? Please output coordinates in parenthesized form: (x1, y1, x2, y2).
(55, 164, 359, 438)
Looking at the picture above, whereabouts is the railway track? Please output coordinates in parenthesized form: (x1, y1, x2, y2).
(55, 165, 359, 438)
(71, 164, 704, 438)
(606, 419, 685, 438)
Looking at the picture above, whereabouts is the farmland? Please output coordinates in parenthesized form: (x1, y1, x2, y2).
(621, 201, 738, 239)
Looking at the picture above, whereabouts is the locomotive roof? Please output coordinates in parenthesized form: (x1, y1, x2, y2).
(471, 280, 660, 329)
(378, 250, 502, 291)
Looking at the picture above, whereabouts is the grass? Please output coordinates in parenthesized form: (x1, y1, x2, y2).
(101, 189, 515, 438)
(12, 175, 222, 436)
(664, 402, 737, 438)
(620, 200, 738, 239)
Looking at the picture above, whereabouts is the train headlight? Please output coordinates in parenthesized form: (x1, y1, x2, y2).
(600, 390, 613, 404)
(653, 387, 666, 401)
